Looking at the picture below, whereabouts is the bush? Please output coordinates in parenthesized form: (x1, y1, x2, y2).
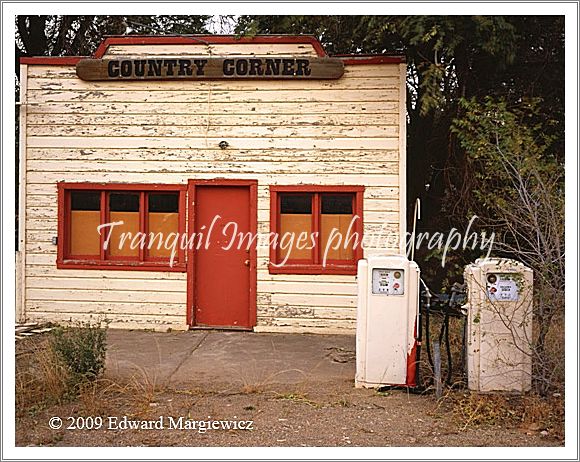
(49, 321, 108, 387)
(452, 98, 564, 395)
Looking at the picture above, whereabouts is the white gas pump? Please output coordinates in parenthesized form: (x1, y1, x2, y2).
(464, 258, 533, 392)
(356, 255, 420, 388)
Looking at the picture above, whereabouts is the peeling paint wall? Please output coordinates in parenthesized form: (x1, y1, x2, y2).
(22, 42, 405, 333)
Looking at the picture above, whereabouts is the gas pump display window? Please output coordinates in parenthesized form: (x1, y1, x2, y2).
(486, 273, 519, 301)
(371, 268, 405, 295)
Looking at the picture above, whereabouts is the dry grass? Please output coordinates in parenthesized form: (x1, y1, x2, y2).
(421, 311, 564, 441)
(16, 337, 71, 415)
(78, 368, 166, 419)
(16, 330, 164, 420)
(539, 314, 565, 393)
(431, 391, 564, 441)
(275, 392, 321, 408)
(234, 364, 308, 395)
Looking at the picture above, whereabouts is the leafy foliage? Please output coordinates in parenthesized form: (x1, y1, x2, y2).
(235, 16, 565, 392)
(452, 98, 564, 394)
(15, 15, 212, 75)
(49, 321, 108, 385)
(14, 14, 565, 391)
(234, 16, 564, 285)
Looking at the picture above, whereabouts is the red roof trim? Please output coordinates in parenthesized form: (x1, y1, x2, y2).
(20, 56, 83, 65)
(94, 35, 328, 57)
(19, 35, 405, 66)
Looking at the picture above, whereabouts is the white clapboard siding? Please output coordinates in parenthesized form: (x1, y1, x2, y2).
(27, 88, 399, 104)
(259, 293, 357, 308)
(258, 305, 357, 320)
(27, 137, 399, 151)
(26, 101, 399, 115)
(26, 265, 187, 280)
(27, 148, 400, 163)
(27, 160, 399, 176)
(103, 43, 320, 57)
(27, 310, 188, 331)
(258, 281, 357, 296)
(27, 112, 400, 127)
(26, 172, 400, 186)
(27, 276, 186, 292)
(27, 300, 184, 316)
(255, 317, 357, 334)
(28, 124, 398, 138)
(27, 288, 185, 304)
(22, 42, 404, 333)
(27, 76, 400, 92)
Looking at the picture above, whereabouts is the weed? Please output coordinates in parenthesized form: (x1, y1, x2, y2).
(16, 321, 108, 416)
(240, 383, 265, 394)
(334, 397, 351, 407)
(434, 390, 564, 439)
(275, 392, 320, 408)
(49, 321, 108, 387)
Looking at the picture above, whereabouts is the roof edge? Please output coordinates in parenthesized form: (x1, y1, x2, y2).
(19, 35, 405, 66)
(94, 34, 328, 58)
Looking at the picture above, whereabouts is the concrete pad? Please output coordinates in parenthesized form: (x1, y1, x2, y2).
(105, 330, 207, 384)
(105, 330, 356, 389)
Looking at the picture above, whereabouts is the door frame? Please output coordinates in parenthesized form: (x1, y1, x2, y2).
(186, 179, 258, 328)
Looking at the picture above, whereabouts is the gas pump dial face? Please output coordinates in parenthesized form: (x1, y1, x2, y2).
(371, 268, 405, 295)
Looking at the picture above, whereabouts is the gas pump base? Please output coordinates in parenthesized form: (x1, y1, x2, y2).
(356, 255, 420, 388)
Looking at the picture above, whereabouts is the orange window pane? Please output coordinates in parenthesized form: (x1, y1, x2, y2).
(320, 194, 354, 261)
(279, 194, 312, 261)
(147, 193, 179, 258)
(109, 193, 140, 257)
(69, 191, 101, 256)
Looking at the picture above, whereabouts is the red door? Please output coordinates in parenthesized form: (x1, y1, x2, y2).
(191, 182, 256, 329)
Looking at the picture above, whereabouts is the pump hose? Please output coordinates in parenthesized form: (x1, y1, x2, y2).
(437, 313, 453, 386)
(424, 301, 433, 369)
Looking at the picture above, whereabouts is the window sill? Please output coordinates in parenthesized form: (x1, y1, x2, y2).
(57, 259, 186, 272)
(268, 263, 357, 275)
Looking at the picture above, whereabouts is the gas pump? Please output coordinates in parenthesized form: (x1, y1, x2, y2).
(463, 258, 533, 392)
(356, 255, 420, 388)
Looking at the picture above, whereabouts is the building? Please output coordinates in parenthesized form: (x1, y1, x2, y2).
(17, 35, 406, 334)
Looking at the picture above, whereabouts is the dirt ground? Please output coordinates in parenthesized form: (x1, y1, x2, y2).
(15, 330, 564, 447)
(15, 381, 562, 447)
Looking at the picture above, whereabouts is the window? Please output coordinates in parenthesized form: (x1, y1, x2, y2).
(58, 183, 186, 271)
(269, 186, 364, 275)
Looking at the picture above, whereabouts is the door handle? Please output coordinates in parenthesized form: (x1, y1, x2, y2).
(244, 259, 250, 267)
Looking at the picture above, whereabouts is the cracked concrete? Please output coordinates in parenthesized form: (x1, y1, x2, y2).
(105, 329, 356, 389)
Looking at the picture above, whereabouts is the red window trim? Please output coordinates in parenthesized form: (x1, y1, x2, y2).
(269, 185, 364, 275)
(57, 182, 187, 272)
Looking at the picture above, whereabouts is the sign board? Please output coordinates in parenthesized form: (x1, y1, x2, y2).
(76, 57, 344, 81)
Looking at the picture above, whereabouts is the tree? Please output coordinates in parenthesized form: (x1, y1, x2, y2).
(452, 98, 564, 394)
(235, 15, 564, 282)
(14, 15, 213, 246)
(15, 15, 213, 79)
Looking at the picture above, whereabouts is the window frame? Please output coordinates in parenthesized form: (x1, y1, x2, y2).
(57, 182, 187, 271)
(269, 185, 364, 275)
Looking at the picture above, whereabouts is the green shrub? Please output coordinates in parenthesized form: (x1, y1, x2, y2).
(49, 321, 108, 387)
